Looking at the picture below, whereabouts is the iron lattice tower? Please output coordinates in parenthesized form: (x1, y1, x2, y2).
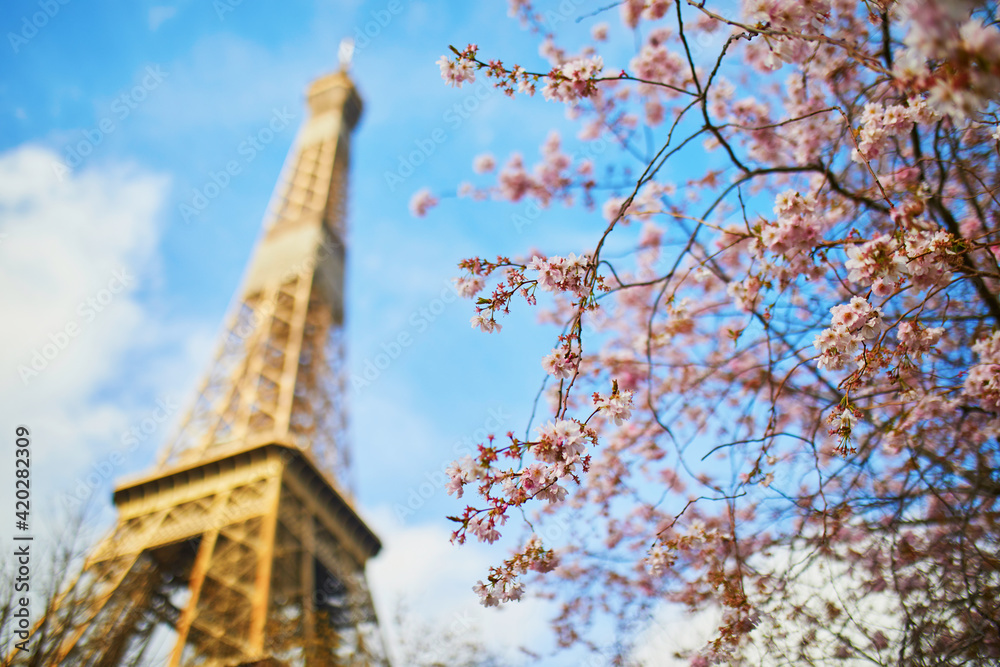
(12, 68, 388, 666)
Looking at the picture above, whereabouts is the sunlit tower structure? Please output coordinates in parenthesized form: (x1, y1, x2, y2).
(12, 55, 388, 667)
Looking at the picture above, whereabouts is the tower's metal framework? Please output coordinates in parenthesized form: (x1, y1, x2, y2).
(8, 68, 387, 667)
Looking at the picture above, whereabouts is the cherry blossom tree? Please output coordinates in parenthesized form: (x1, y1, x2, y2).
(418, 0, 1000, 664)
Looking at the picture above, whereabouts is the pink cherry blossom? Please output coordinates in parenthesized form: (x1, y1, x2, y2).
(542, 56, 604, 103)
(542, 348, 578, 379)
(965, 331, 1000, 410)
(453, 275, 485, 298)
(593, 389, 634, 426)
(472, 153, 496, 174)
(422, 2, 1000, 662)
(470, 312, 501, 333)
(436, 54, 476, 88)
(408, 188, 438, 217)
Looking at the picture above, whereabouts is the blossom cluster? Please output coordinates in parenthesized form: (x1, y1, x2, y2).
(593, 388, 634, 426)
(814, 296, 885, 371)
(902, 227, 961, 291)
(444, 455, 488, 499)
(472, 153, 495, 174)
(534, 419, 590, 474)
(542, 345, 579, 379)
(422, 1, 1000, 662)
(445, 419, 601, 529)
(435, 44, 543, 99)
(843, 221, 960, 295)
(629, 42, 688, 94)
(457, 133, 585, 206)
(897, 0, 1000, 121)
(444, 393, 635, 603)
(895, 321, 944, 363)
(844, 234, 907, 296)
(453, 275, 485, 298)
(473, 534, 556, 606)
(542, 56, 604, 103)
(454, 250, 598, 334)
(742, 0, 840, 70)
(726, 273, 764, 313)
(408, 188, 438, 218)
(965, 331, 1000, 411)
(470, 312, 502, 334)
(436, 53, 477, 88)
(827, 403, 861, 455)
(527, 253, 590, 297)
(851, 101, 934, 165)
(762, 189, 824, 258)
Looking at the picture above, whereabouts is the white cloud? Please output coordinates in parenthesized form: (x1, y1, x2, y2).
(630, 603, 720, 666)
(148, 6, 178, 31)
(0, 145, 200, 520)
(138, 34, 311, 134)
(365, 507, 555, 665)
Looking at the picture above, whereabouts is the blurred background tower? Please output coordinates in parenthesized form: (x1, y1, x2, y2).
(10, 56, 389, 667)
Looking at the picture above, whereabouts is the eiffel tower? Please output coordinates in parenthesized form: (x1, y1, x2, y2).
(10, 60, 388, 667)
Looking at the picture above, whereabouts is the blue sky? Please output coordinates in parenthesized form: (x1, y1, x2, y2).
(0, 1, 711, 662)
